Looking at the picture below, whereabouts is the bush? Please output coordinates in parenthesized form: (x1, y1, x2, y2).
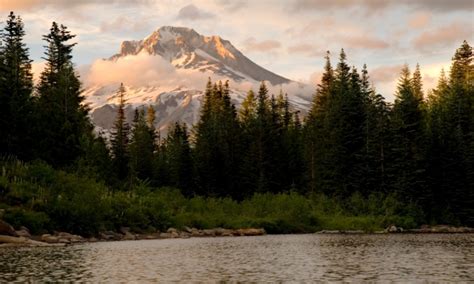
(3, 208, 50, 234)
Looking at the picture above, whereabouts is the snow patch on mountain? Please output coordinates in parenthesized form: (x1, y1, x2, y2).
(82, 26, 313, 135)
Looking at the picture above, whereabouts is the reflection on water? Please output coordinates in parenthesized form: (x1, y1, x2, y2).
(1, 234, 473, 282)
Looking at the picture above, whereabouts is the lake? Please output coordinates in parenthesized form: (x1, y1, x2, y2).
(1, 234, 473, 282)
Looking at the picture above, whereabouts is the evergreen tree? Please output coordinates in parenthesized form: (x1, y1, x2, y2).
(304, 51, 334, 194)
(163, 122, 194, 196)
(193, 79, 242, 198)
(427, 41, 473, 225)
(0, 12, 33, 159)
(361, 64, 390, 193)
(129, 108, 155, 181)
(389, 64, 427, 210)
(35, 22, 92, 166)
(110, 83, 130, 181)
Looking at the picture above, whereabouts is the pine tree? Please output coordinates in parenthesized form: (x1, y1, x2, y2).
(389, 64, 427, 210)
(110, 83, 130, 181)
(193, 79, 242, 198)
(361, 64, 390, 194)
(35, 22, 92, 166)
(129, 108, 155, 181)
(164, 122, 194, 196)
(427, 41, 473, 225)
(0, 12, 33, 159)
(304, 51, 334, 194)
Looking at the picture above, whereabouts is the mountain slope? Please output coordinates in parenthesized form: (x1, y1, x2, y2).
(83, 26, 311, 134)
(110, 26, 290, 85)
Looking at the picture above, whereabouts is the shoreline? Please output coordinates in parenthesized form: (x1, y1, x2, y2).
(1, 224, 473, 248)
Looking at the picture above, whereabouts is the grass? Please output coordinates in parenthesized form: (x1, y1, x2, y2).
(0, 159, 421, 236)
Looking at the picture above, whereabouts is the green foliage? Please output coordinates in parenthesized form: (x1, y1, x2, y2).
(0, 12, 34, 160)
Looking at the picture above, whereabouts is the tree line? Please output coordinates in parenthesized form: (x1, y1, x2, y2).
(0, 12, 472, 226)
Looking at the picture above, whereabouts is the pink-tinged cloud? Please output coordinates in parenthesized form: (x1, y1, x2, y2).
(341, 35, 389, 49)
(408, 12, 431, 28)
(370, 64, 405, 83)
(290, 0, 473, 12)
(243, 37, 281, 52)
(413, 22, 472, 51)
(177, 4, 215, 21)
(287, 43, 326, 57)
(0, 0, 152, 11)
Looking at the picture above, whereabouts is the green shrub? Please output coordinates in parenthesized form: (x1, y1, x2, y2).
(3, 208, 50, 234)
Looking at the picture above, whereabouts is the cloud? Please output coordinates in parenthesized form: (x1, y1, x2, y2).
(100, 15, 151, 33)
(370, 64, 405, 84)
(243, 37, 281, 52)
(287, 43, 326, 57)
(408, 0, 473, 12)
(0, 0, 152, 11)
(408, 12, 431, 28)
(289, 0, 473, 13)
(81, 52, 314, 105)
(216, 0, 247, 12)
(412, 22, 472, 51)
(177, 4, 215, 21)
(342, 35, 389, 49)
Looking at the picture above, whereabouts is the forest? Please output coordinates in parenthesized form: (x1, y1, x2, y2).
(0, 12, 472, 236)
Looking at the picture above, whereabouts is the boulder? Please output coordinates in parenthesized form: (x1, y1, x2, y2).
(58, 238, 71, 244)
(159, 232, 172, 238)
(238, 228, 266, 236)
(386, 225, 398, 233)
(0, 235, 62, 247)
(191, 228, 202, 237)
(41, 234, 59, 243)
(183, 226, 192, 233)
(167, 228, 178, 234)
(316, 230, 342, 234)
(202, 229, 216, 237)
(16, 229, 31, 238)
(99, 231, 121, 241)
(122, 231, 136, 241)
(119, 227, 131, 235)
(179, 231, 191, 238)
(0, 220, 17, 236)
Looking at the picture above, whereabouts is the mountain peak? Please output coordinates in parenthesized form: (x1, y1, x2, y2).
(111, 26, 290, 85)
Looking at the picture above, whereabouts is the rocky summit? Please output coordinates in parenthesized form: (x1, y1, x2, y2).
(83, 26, 311, 134)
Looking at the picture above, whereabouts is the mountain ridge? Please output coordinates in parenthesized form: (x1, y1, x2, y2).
(83, 26, 311, 134)
(109, 26, 290, 85)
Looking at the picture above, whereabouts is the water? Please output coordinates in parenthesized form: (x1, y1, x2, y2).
(0, 234, 473, 282)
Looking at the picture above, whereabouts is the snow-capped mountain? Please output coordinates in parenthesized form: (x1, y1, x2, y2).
(83, 26, 311, 134)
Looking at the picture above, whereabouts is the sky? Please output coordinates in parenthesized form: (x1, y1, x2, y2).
(0, 0, 473, 100)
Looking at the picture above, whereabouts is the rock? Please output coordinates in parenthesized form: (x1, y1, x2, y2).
(167, 228, 178, 234)
(191, 228, 202, 237)
(238, 228, 266, 236)
(122, 231, 136, 240)
(58, 238, 71, 244)
(20, 226, 30, 233)
(386, 225, 398, 233)
(159, 232, 172, 239)
(99, 231, 121, 241)
(41, 234, 59, 243)
(15, 229, 31, 238)
(88, 237, 98, 242)
(183, 226, 192, 233)
(0, 220, 17, 236)
(202, 229, 216, 237)
(120, 227, 131, 235)
(344, 230, 365, 234)
(0, 235, 63, 247)
(316, 230, 342, 234)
